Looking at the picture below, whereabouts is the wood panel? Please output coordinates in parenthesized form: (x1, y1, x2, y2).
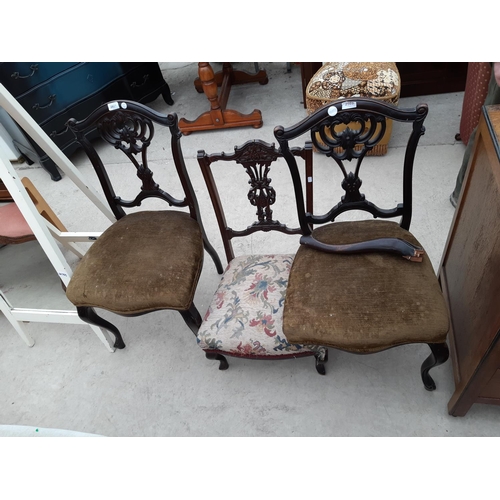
(440, 104, 500, 416)
(396, 62, 468, 97)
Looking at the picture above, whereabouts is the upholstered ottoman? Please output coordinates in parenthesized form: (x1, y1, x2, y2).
(306, 62, 401, 155)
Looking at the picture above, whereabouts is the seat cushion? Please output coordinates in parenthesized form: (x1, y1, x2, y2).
(283, 220, 449, 352)
(66, 210, 204, 314)
(0, 202, 35, 244)
(198, 254, 326, 359)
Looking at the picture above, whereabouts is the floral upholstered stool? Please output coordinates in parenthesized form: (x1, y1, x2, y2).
(306, 62, 401, 155)
(197, 254, 327, 371)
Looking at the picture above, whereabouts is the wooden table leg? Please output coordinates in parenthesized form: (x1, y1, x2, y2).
(300, 62, 322, 108)
(193, 62, 268, 92)
(178, 63, 266, 135)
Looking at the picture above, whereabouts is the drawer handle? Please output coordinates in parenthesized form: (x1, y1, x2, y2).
(49, 126, 68, 138)
(32, 94, 56, 111)
(131, 74, 149, 88)
(11, 64, 39, 80)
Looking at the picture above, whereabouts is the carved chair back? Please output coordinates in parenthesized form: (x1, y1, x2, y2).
(274, 98, 428, 236)
(66, 100, 203, 224)
(197, 139, 313, 263)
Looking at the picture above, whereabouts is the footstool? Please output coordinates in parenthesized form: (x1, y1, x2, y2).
(306, 62, 401, 155)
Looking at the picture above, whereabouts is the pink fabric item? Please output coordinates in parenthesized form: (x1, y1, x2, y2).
(0, 203, 34, 242)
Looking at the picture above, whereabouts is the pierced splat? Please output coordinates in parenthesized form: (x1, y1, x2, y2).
(311, 110, 387, 206)
(274, 98, 428, 234)
(98, 111, 160, 195)
(68, 107, 188, 216)
(235, 141, 280, 225)
(197, 139, 311, 263)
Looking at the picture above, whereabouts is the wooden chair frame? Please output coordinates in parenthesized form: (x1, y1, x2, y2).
(197, 139, 328, 374)
(274, 98, 450, 390)
(66, 100, 223, 348)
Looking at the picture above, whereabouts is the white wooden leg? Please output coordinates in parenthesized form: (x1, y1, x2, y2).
(0, 83, 115, 222)
(0, 154, 74, 287)
(0, 85, 120, 353)
(0, 302, 115, 352)
(0, 291, 35, 347)
(0, 152, 114, 352)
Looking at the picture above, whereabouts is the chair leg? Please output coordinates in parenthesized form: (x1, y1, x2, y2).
(179, 303, 203, 335)
(77, 306, 126, 349)
(203, 236, 224, 274)
(421, 342, 449, 391)
(205, 351, 229, 370)
(315, 349, 328, 375)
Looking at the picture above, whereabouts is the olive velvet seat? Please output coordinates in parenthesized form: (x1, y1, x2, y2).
(274, 97, 450, 390)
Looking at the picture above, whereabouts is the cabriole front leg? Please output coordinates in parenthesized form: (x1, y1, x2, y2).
(77, 306, 126, 349)
(421, 342, 449, 391)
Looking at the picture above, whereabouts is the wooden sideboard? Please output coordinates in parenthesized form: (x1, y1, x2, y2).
(0, 62, 173, 181)
(439, 104, 500, 417)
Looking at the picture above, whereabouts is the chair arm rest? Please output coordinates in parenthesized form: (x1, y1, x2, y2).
(300, 235, 424, 262)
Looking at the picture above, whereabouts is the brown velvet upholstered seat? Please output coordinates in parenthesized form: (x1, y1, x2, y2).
(274, 97, 450, 390)
(64, 100, 222, 349)
(66, 211, 203, 313)
(283, 220, 449, 352)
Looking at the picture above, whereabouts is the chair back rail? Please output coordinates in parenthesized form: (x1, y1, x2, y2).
(274, 98, 428, 234)
(197, 139, 312, 263)
(66, 100, 199, 222)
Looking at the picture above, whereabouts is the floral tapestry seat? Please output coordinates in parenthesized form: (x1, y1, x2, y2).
(197, 253, 328, 373)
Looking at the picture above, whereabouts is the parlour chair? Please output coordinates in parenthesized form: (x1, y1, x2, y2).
(274, 98, 450, 390)
(64, 100, 223, 348)
(196, 139, 328, 373)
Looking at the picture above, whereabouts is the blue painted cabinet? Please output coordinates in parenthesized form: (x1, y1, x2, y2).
(0, 62, 173, 180)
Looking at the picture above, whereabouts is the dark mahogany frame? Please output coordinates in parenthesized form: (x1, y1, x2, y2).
(66, 100, 223, 348)
(274, 98, 449, 390)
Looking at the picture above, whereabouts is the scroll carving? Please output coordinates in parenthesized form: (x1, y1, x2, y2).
(98, 110, 159, 193)
(235, 141, 280, 225)
(311, 111, 387, 203)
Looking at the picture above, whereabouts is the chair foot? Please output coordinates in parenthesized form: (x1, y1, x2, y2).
(77, 306, 126, 349)
(205, 351, 229, 370)
(421, 342, 449, 391)
(179, 304, 202, 335)
(314, 349, 328, 375)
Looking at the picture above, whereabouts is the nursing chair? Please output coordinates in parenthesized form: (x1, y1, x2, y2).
(64, 101, 223, 348)
(274, 98, 450, 390)
(196, 139, 328, 373)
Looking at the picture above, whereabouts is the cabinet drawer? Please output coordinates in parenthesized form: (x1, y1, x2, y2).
(17, 62, 124, 124)
(41, 72, 144, 153)
(123, 63, 165, 101)
(42, 93, 108, 151)
(0, 62, 79, 96)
